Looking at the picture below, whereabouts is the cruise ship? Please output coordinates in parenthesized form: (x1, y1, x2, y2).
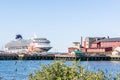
(4, 34, 52, 53)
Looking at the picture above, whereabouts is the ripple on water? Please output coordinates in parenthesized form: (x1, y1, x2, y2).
(0, 60, 119, 80)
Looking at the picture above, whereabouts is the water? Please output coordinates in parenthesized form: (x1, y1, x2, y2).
(0, 60, 119, 80)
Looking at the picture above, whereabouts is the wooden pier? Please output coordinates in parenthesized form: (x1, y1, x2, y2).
(0, 53, 120, 61)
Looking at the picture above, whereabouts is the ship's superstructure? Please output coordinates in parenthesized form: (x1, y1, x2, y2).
(4, 34, 52, 53)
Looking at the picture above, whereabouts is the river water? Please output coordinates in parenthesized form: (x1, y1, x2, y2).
(0, 60, 119, 80)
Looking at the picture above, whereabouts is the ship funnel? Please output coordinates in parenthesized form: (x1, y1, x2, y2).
(15, 34, 23, 40)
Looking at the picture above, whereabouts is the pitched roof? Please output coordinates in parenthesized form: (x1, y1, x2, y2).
(74, 50, 84, 54)
(94, 38, 120, 43)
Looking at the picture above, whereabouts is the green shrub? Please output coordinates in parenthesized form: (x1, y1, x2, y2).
(29, 61, 116, 80)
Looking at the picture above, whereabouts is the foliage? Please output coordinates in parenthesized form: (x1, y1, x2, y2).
(115, 72, 120, 80)
(29, 61, 117, 80)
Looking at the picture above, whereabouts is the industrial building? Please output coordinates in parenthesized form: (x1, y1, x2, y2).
(68, 37, 120, 55)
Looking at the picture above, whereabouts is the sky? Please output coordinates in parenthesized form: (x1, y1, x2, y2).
(0, 0, 120, 52)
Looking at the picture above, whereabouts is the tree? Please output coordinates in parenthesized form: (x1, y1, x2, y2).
(29, 61, 117, 80)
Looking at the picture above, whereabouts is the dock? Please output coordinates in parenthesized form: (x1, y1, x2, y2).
(0, 53, 120, 61)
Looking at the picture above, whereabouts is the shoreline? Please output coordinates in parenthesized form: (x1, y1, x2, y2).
(0, 53, 120, 61)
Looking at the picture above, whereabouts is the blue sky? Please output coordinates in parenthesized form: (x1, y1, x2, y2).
(0, 0, 120, 52)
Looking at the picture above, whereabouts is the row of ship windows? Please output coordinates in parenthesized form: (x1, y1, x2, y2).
(33, 43, 49, 45)
(8, 46, 28, 50)
(32, 41, 50, 43)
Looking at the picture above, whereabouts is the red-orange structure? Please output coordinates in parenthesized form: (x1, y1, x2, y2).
(68, 37, 120, 53)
